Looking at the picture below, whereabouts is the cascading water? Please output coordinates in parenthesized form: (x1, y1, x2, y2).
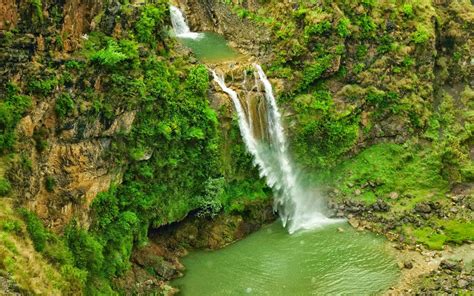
(213, 65, 336, 233)
(170, 5, 202, 39)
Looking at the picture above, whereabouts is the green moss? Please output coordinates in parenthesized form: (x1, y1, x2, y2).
(441, 220, 474, 245)
(324, 143, 448, 206)
(412, 227, 447, 250)
(407, 221, 474, 250)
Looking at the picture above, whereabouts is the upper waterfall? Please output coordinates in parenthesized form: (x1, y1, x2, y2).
(213, 65, 336, 233)
(170, 5, 202, 39)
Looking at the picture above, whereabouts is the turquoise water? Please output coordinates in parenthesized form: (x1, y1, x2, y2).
(172, 222, 400, 295)
(178, 32, 239, 62)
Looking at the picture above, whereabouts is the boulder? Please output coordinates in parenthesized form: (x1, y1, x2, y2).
(404, 261, 413, 269)
(439, 259, 462, 272)
(415, 202, 432, 214)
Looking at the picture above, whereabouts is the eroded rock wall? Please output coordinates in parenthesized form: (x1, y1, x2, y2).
(0, 0, 140, 230)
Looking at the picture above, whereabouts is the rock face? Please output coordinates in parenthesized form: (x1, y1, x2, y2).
(150, 199, 276, 250)
(10, 109, 135, 230)
(0, 0, 141, 230)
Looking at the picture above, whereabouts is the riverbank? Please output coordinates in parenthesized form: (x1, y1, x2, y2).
(386, 243, 473, 295)
(332, 200, 473, 294)
(112, 199, 276, 294)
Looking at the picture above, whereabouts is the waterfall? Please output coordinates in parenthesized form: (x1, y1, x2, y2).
(170, 5, 202, 39)
(213, 65, 336, 233)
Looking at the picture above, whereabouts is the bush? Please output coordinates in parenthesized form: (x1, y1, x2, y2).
(412, 26, 430, 44)
(28, 78, 58, 96)
(0, 178, 11, 196)
(90, 40, 128, 67)
(0, 86, 32, 154)
(185, 65, 209, 96)
(65, 223, 104, 273)
(55, 93, 75, 118)
(45, 176, 56, 192)
(135, 4, 168, 44)
(300, 55, 333, 90)
(196, 177, 225, 217)
(337, 18, 351, 37)
(21, 209, 49, 252)
(401, 4, 414, 18)
(1, 219, 21, 233)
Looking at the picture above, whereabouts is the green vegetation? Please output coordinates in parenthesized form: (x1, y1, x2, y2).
(0, 178, 11, 196)
(291, 90, 359, 168)
(412, 25, 430, 44)
(0, 83, 32, 154)
(135, 3, 169, 45)
(1, 0, 472, 294)
(45, 176, 56, 192)
(55, 93, 75, 117)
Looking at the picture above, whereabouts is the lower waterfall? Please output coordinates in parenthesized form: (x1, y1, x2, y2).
(212, 65, 336, 233)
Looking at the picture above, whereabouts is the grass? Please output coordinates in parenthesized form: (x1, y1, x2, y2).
(403, 220, 473, 250)
(0, 199, 71, 295)
(315, 142, 472, 250)
(323, 143, 449, 208)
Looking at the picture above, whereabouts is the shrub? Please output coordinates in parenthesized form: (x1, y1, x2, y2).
(1, 219, 21, 233)
(135, 4, 168, 44)
(401, 4, 414, 18)
(337, 18, 351, 37)
(55, 93, 75, 118)
(21, 209, 49, 252)
(185, 65, 209, 96)
(28, 78, 58, 96)
(65, 223, 104, 273)
(0, 178, 11, 196)
(0, 86, 32, 154)
(300, 55, 333, 90)
(412, 26, 430, 44)
(90, 40, 127, 67)
(357, 15, 377, 37)
(304, 20, 332, 39)
(45, 176, 56, 192)
(196, 177, 225, 217)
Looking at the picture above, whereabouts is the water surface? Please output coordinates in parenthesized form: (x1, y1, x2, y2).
(172, 222, 399, 295)
(178, 32, 239, 62)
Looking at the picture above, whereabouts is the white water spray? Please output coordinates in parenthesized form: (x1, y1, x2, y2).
(170, 5, 202, 39)
(213, 65, 336, 233)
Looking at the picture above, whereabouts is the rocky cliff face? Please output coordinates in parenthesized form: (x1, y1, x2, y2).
(0, 1, 138, 229)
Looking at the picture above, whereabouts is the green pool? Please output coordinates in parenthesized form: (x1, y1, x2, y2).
(178, 32, 240, 63)
(172, 222, 400, 295)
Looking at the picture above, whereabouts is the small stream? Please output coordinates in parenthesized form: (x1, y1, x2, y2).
(172, 222, 399, 295)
